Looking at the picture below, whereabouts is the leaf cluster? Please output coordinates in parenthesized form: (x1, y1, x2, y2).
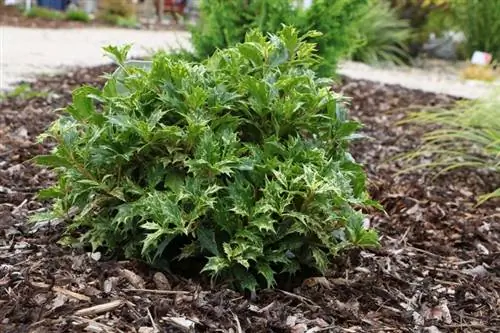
(35, 27, 379, 292)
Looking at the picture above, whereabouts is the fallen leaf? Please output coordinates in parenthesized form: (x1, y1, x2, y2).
(286, 315, 297, 327)
(120, 269, 145, 289)
(413, 311, 425, 326)
(424, 326, 442, 333)
(291, 323, 307, 333)
(421, 300, 452, 324)
(51, 293, 67, 310)
(103, 277, 119, 293)
(302, 277, 332, 289)
(306, 328, 321, 333)
(89, 252, 101, 261)
(71, 255, 86, 272)
(334, 299, 360, 316)
(83, 286, 101, 297)
(162, 317, 195, 333)
(311, 318, 329, 328)
(462, 265, 489, 278)
(475, 243, 489, 255)
(153, 272, 171, 290)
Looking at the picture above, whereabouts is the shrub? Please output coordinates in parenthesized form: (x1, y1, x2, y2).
(98, 12, 138, 28)
(98, 12, 120, 25)
(99, 0, 135, 18)
(301, 0, 368, 75)
(97, 0, 137, 28)
(25, 6, 65, 20)
(352, 0, 411, 65)
(0, 83, 47, 101)
(65, 9, 91, 22)
(191, 0, 369, 76)
(190, 0, 298, 60)
(115, 15, 138, 28)
(451, 0, 500, 60)
(34, 27, 379, 292)
(398, 94, 500, 205)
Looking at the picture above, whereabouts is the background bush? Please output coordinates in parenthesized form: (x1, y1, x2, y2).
(35, 27, 379, 292)
(25, 6, 65, 20)
(99, 0, 135, 18)
(97, 0, 138, 28)
(65, 9, 91, 22)
(352, 0, 411, 65)
(301, 0, 368, 75)
(99, 12, 138, 28)
(451, 0, 500, 60)
(190, 0, 297, 60)
(190, 0, 369, 76)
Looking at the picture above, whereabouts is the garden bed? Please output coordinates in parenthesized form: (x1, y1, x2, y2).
(0, 66, 498, 332)
(0, 5, 94, 29)
(0, 5, 181, 30)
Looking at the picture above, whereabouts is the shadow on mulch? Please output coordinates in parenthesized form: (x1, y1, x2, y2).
(0, 66, 499, 332)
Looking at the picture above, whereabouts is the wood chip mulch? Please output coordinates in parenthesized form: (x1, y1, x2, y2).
(0, 65, 499, 332)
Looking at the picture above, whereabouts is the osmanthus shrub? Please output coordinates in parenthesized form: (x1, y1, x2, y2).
(35, 27, 379, 291)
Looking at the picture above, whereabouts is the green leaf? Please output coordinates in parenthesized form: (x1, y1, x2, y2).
(33, 155, 73, 168)
(257, 262, 276, 288)
(238, 43, 264, 65)
(67, 86, 102, 122)
(103, 44, 131, 65)
(228, 176, 254, 216)
(269, 35, 289, 67)
(141, 222, 161, 231)
(233, 266, 258, 292)
(201, 256, 229, 275)
(311, 247, 329, 274)
(37, 187, 63, 199)
(197, 227, 219, 256)
(177, 241, 199, 260)
(249, 216, 276, 233)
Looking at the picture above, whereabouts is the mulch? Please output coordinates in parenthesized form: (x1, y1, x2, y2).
(0, 65, 499, 333)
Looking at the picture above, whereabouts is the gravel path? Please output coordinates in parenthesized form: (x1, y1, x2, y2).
(337, 61, 497, 99)
(1, 26, 190, 89)
(1, 26, 497, 99)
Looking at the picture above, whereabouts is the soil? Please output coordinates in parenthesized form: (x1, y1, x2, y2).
(0, 66, 499, 332)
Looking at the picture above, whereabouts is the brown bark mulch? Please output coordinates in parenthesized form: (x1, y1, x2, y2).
(0, 65, 499, 332)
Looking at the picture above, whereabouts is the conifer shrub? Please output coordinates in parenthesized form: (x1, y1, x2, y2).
(190, 0, 369, 76)
(302, 0, 368, 75)
(35, 27, 379, 291)
(190, 0, 298, 60)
